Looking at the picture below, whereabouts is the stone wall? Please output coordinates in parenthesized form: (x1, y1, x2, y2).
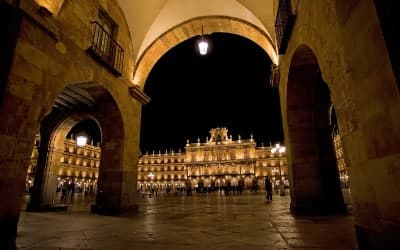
(277, 0, 400, 248)
(0, 0, 142, 244)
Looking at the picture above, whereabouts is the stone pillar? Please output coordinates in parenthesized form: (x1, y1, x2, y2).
(25, 134, 49, 211)
(0, 160, 28, 249)
(27, 113, 67, 211)
(91, 98, 139, 215)
(40, 147, 63, 206)
(286, 63, 346, 215)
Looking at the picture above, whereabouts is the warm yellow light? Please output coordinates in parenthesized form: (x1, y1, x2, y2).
(35, 0, 64, 16)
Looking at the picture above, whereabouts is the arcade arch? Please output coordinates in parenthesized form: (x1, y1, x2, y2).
(133, 16, 277, 88)
(27, 113, 102, 211)
(26, 82, 133, 214)
(1, 0, 399, 248)
(285, 45, 346, 215)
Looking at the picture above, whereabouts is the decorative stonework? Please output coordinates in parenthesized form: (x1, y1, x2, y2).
(129, 85, 151, 104)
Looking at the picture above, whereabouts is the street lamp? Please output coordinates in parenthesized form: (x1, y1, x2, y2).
(271, 143, 286, 196)
(76, 132, 88, 147)
(197, 25, 210, 56)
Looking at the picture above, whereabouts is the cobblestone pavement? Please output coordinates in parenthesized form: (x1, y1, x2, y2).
(17, 191, 357, 250)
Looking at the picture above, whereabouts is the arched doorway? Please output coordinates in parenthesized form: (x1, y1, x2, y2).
(286, 45, 347, 215)
(27, 114, 102, 211)
(26, 83, 137, 215)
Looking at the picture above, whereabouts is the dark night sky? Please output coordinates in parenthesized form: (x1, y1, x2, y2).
(140, 32, 283, 153)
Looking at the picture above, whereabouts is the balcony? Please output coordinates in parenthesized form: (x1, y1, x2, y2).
(87, 21, 124, 76)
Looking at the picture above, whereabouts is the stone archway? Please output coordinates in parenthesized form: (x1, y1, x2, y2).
(286, 44, 346, 215)
(133, 16, 277, 88)
(27, 112, 101, 211)
(26, 82, 138, 215)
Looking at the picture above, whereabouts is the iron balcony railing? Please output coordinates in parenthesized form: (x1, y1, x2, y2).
(87, 21, 124, 76)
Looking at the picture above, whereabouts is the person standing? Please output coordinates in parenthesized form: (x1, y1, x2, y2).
(60, 184, 67, 203)
(265, 177, 273, 202)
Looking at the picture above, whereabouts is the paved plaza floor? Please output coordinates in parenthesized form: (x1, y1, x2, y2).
(17, 191, 357, 250)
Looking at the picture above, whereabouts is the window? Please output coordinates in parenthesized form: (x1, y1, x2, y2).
(88, 9, 124, 76)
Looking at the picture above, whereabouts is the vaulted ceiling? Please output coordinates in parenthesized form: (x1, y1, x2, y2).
(117, 0, 276, 63)
(115, 0, 277, 87)
(52, 1, 277, 110)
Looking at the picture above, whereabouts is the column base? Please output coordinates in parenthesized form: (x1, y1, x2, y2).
(355, 224, 400, 250)
(290, 200, 347, 215)
(91, 204, 138, 215)
(0, 215, 18, 250)
(91, 191, 139, 215)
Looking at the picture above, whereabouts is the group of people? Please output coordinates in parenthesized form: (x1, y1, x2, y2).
(60, 181, 75, 203)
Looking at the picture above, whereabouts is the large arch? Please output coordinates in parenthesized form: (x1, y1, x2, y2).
(117, 0, 276, 64)
(27, 112, 102, 211)
(286, 44, 346, 215)
(132, 16, 277, 88)
(277, 1, 400, 248)
(0, 1, 143, 246)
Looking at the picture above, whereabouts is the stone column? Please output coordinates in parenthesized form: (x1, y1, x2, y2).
(40, 146, 63, 206)
(27, 113, 67, 211)
(91, 98, 139, 214)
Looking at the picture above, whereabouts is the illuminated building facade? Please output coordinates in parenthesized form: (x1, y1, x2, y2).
(333, 133, 349, 189)
(25, 136, 40, 193)
(137, 128, 288, 191)
(26, 135, 100, 194)
(26, 128, 346, 194)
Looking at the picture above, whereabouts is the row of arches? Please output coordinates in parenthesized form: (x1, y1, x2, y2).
(1, 0, 399, 249)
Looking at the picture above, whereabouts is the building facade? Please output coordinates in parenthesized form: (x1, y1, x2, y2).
(333, 133, 349, 189)
(26, 135, 100, 195)
(138, 127, 288, 192)
(27, 128, 350, 195)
